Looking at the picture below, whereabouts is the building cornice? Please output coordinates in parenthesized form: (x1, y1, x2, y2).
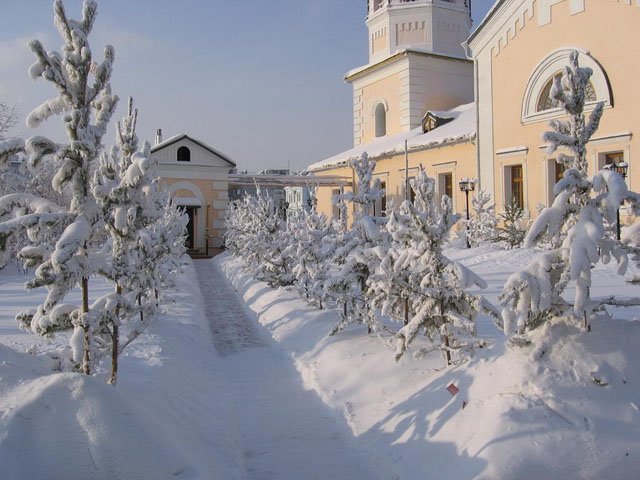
(345, 49, 471, 83)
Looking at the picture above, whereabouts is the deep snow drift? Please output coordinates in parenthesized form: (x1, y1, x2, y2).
(0, 263, 242, 480)
(216, 245, 640, 480)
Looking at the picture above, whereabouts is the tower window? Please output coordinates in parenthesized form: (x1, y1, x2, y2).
(375, 102, 387, 138)
(177, 146, 191, 162)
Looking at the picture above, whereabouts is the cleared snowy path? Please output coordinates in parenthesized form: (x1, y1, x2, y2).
(195, 260, 382, 480)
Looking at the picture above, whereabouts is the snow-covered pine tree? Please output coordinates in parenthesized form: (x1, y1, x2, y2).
(225, 194, 261, 260)
(0, 139, 72, 270)
(375, 165, 489, 364)
(367, 207, 414, 327)
(227, 188, 294, 287)
(256, 190, 296, 287)
(499, 51, 640, 336)
(464, 190, 498, 247)
(494, 200, 526, 249)
(289, 186, 334, 308)
(93, 98, 186, 384)
(5, 0, 118, 374)
(324, 152, 386, 336)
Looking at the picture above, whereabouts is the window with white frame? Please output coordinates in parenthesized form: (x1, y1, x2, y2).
(504, 164, 524, 210)
(375, 102, 387, 138)
(373, 181, 387, 217)
(547, 159, 566, 205)
(437, 172, 453, 203)
(331, 188, 342, 220)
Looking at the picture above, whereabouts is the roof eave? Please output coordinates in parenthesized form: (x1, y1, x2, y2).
(345, 49, 471, 83)
(151, 134, 236, 167)
(466, 0, 507, 47)
(307, 134, 475, 173)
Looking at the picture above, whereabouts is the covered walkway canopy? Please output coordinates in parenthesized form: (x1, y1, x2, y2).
(228, 174, 352, 189)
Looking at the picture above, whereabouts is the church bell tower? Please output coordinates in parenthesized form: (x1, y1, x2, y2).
(348, 0, 474, 146)
(366, 0, 472, 64)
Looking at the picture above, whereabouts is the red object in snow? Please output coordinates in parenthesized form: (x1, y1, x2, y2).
(447, 383, 459, 396)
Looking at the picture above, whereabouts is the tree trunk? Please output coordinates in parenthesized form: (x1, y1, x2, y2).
(108, 323, 119, 384)
(108, 285, 122, 385)
(443, 334, 452, 367)
(404, 297, 409, 326)
(81, 275, 91, 375)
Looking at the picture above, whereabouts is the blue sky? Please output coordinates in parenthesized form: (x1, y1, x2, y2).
(0, 0, 494, 171)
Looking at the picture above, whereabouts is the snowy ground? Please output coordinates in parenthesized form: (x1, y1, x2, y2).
(194, 261, 382, 480)
(1, 245, 639, 479)
(0, 262, 243, 479)
(216, 245, 640, 480)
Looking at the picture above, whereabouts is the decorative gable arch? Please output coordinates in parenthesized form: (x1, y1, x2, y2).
(521, 48, 612, 124)
(168, 181, 205, 207)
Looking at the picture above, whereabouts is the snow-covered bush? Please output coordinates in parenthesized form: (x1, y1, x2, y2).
(368, 165, 489, 363)
(500, 51, 640, 337)
(464, 190, 498, 247)
(324, 153, 386, 336)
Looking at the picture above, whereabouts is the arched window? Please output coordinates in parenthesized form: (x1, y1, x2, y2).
(536, 72, 597, 112)
(521, 49, 612, 124)
(375, 102, 387, 138)
(177, 146, 191, 162)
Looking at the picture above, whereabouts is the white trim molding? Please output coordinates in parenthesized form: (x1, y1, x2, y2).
(521, 48, 612, 124)
(496, 145, 529, 157)
(371, 98, 389, 115)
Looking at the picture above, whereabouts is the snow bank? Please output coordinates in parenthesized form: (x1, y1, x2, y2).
(0, 262, 242, 480)
(216, 250, 640, 480)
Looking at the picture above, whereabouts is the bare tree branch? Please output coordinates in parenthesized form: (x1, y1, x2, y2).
(0, 102, 19, 140)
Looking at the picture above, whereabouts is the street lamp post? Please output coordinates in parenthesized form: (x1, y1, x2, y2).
(604, 161, 629, 240)
(458, 178, 476, 249)
(614, 162, 628, 240)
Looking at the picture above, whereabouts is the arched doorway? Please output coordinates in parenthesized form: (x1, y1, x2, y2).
(168, 181, 206, 251)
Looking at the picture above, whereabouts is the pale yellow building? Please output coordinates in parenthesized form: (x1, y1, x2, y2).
(311, 0, 640, 226)
(309, 0, 477, 219)
(467, 0, 640, 219)
(151, 131, 235, 252)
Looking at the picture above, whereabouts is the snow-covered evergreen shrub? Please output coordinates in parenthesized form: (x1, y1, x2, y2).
(464, 190, 498, 247)
(499, 51, 640, 337)
(368, 165, 489, 363)
(494, 200, 526, 249)
(324, 153, 386, 336)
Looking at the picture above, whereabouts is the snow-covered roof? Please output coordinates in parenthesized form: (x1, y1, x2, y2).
(306, 103, 476, 173)
(151, 133, 236, 166)
(345, 48, 470, 81)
